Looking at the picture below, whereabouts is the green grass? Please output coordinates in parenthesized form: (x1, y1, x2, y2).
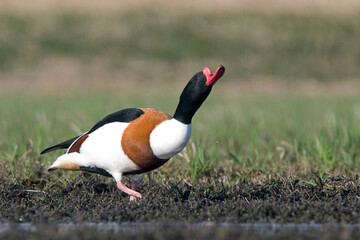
(0, 12, 360, 81)
(1, 10, 360, 184)
(1, 91, 359, 183)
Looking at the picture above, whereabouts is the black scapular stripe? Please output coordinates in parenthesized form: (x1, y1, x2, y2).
(88, 108, 144, 134)
(41, 108, 144, 155)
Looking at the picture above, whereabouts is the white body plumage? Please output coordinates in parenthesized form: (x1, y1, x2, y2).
(150, 118, 192, 159)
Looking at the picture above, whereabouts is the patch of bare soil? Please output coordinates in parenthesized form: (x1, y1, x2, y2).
(1, 174, 360, 239)
(1, 174, 359, 224)
(1, 222, 360, 240)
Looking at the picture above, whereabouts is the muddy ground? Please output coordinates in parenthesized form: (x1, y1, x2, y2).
(2, 222, 360, 240)
(1, 174, 360, 239)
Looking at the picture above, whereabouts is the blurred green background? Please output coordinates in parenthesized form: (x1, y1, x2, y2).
(0, 0, 360, 182)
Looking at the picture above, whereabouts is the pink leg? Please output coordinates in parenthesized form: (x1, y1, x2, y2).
(129, 178, 140, 202)
(131, 178, 139, 191)
(116, 181, 142, 201)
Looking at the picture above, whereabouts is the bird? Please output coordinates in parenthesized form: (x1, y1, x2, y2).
(41, 65, 225, 201)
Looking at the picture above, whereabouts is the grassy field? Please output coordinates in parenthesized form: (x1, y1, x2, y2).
(1, 4, 360, 185)
(0, 10, 360, 89)
(1, 91, 360, 184)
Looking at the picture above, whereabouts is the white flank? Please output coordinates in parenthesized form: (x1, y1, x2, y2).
(70, 122, 140, 180)
(150, 118, 192, 159)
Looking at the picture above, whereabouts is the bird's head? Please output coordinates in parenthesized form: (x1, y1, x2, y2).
(173, 65, 225, 124)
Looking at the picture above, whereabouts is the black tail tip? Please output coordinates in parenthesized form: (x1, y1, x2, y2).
(40, 149, 51, 155)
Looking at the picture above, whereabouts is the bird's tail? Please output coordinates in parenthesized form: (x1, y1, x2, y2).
(48, 152, 87, 171)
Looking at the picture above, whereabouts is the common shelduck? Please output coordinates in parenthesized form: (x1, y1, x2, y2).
(41, 65, 225, 201)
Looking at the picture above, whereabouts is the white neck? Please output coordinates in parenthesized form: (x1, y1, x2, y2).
(149, 118, 192, 159)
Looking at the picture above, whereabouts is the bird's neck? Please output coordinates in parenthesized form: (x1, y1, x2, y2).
(173, 99, 195, 124)
(173, 81, 211, 124)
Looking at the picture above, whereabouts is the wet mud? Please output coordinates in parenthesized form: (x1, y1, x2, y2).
(1, 174, 360, 223)
(1, 174, 360, 239)
(1, 222, 360, 240)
